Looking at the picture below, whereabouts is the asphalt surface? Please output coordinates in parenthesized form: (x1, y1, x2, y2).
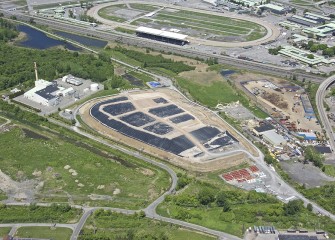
(0, 12, 334, 240)
(316, 75, 335, 152)
(0, 9, 326, 83)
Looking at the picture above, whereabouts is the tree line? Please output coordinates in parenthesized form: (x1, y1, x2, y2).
(113, 46, 195, 74)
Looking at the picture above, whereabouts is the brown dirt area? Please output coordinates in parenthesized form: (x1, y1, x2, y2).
(79, 88, 257, 172)
(230, 72, 321, 132)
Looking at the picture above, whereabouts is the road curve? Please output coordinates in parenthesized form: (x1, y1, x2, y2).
(87, 0, 280, 47)
(316, 75, 335, 152)
(0, 9, 325, 82)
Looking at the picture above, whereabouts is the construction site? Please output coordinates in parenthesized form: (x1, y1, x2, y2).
(79, 88, 259, 172)
(241, 79, 322, 134)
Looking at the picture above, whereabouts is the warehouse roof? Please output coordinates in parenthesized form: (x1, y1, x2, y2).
(35, 84, 58, 100)
(262, 130, 286, 146)
(305, 12, 331, 21)
(259, 3, 285, 11)
(314, 145, 332, 154)
(254, 124, 275, 133)
(136, 27, 188, 41)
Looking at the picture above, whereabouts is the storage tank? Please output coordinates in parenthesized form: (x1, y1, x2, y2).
(83, 88, 89, 93)
(62, 75, 68, 82)
(90, 83, 99, 91)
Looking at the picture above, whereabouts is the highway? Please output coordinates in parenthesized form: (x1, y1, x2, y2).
(0, 9, 326, 83)
(1, 9, 334, 239)
(316, 75, 335, 152)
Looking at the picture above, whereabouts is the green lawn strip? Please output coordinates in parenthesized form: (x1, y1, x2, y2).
(161, 9, 263, 28)
(15, 226, 72, 240)
(98, 7, 127, 23)
(176, 77, 267, 119)
(129, 3, 159, 12)
(153, 20, 242, 37)
(128, 70, 155, 83)
(114, 27, 135, 34)
(155, 14, 254, 34)
(156, 180, 335, 237)
(0, 116, 6, 125)
(324, 165, 335, 177)
(0, 190, 7, 201)
(0, 127, 170, 209)
(300, 184, 335, 214)
(0, 205, 81, 223)
(79, 211, 215, 240)
(130, 18, 154, 25)
(107, 50, 143, 67)
(0, 227, 11, 237)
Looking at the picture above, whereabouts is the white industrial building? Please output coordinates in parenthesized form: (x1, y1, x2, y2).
(24, 80, 60, 106)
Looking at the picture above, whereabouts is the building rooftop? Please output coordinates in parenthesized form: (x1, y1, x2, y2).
(136, 27, 188, 41)
(254, 123, 275, 133)
(314, 145, 332, 154)
(35, 83, 59, 100)
(278, 234, 318, 240)
(279, 46, 333, 65)
(259, 3, 285, 11)
(262, 130, 286, 146)
(305, 12, 331, 21)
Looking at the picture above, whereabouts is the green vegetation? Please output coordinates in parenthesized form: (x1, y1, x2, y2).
(98, 7, 126, 22)
(15, 226, 72, 240)
(268, 46, 283, 55)
(129, 3, 158, 11)
(0, 116, 6, 125)
(0, 204, 81, 223)
(150, 9, 266, 41)
(300, 41, 335, 57)
(0, 44, 114, 90)
(0, 18, 18, 42)
(0, 125, 169, 208)
(323, 164, 335, 177)
(112, 46, 195, 74)
(176, 77, 267, 119)
(0, 227, 11, 237)
(114, 27, 135, 34)
(157, 178, 335, 237)
(304, 146, 325, 168)
(301, 185, 335, 214)
(79, 210, 215, 240)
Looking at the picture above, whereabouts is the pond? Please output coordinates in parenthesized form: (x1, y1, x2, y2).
(53, 30, 107, 48)
(16, 25, 80, 51)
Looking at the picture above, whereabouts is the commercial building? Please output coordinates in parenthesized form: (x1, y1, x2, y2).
(304, 12, 331, 22)
(279, 46, 333, 65)
(300, 94, 316, 119)
(287, 15, 319, 27)
(262, 129, 287, 146)
(279, 21, 301, 30)
(258, 4, 289, 15)
(298, 132, 317, 140)
(303, 22, 335, 38)
(253, 123, 275, 136)
(136, 27, 189, 45)
(24, 80, 59, 106)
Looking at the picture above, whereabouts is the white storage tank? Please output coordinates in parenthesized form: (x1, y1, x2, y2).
(62, 75, 68, 82)
(90, 83, 99, 91)
(83, 88, 89, 93)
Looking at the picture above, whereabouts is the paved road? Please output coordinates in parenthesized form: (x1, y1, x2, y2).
(0, 9, 326, 83)
(316, 75, 335, 152)
(87, 0, 280, 48)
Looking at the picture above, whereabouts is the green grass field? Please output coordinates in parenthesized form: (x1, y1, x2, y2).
(15, 227, 72, 240)
(98, 5, 127, 23)
(0, 227, 11, 237)
(100, 3, 266, 42)
(0, 126, 170, 208)
(0, 205, 81, 223)
(176, 77, 267, 119)
(0, 116, 6, 125)
(79, 211, 215, 240)
(157, 178, 335, 237)
(324, 165, 335, 177)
